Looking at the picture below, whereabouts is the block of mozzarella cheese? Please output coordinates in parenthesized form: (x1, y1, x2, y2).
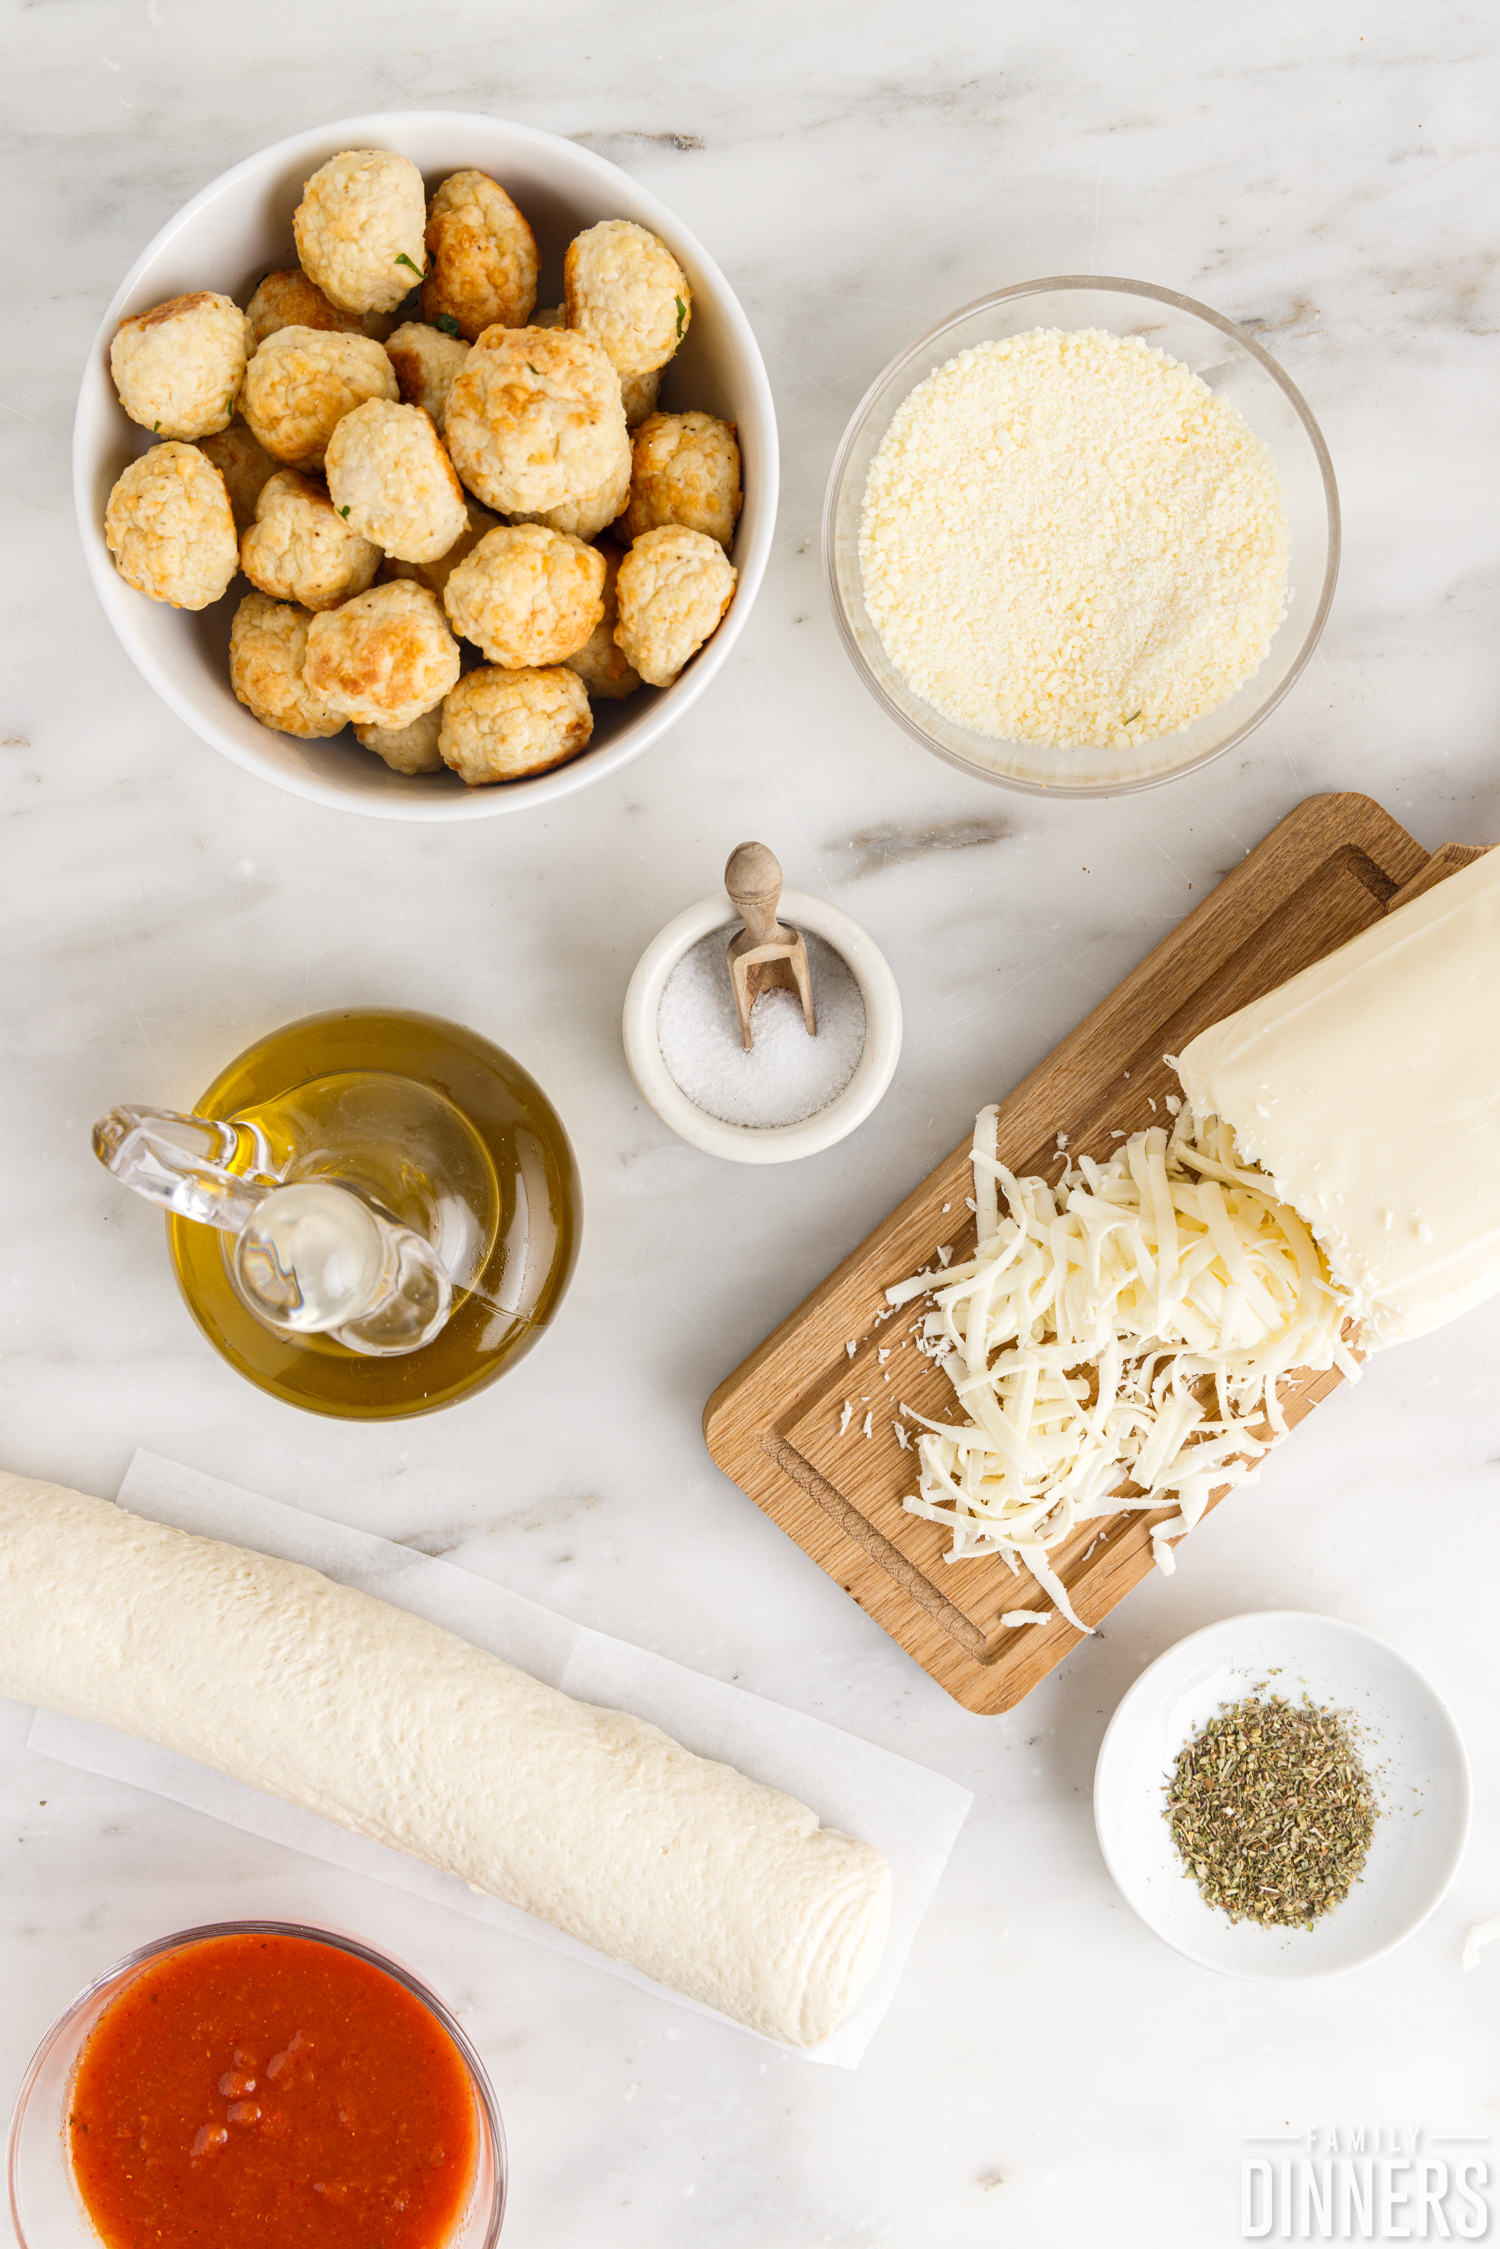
(0, 1473, 890, 2047)
(1175, 844, 1499, 1346)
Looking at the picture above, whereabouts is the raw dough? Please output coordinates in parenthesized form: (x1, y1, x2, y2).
(0, 1474, 889, 2047)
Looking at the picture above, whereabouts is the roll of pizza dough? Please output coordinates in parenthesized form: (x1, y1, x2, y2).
(1177, 843, 1499, 1347)
(0, 1472, 889, 2047)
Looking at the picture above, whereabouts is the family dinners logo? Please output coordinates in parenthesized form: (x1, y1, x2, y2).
(1241, 2127, 1492, 2239)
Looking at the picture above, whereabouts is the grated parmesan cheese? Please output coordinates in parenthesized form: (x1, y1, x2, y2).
(859, 329, 1288, 749)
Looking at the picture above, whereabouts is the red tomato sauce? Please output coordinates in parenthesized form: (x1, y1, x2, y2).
(68, 1932, 479, 2249)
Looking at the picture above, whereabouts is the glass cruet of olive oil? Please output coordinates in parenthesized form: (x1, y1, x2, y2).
(92, 1009, 581, 1419)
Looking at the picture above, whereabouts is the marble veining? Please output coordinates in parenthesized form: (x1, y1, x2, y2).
(5, 3, 1500, 2244)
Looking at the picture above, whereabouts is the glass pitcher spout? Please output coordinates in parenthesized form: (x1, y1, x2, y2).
(92, 1104, 452, 1357)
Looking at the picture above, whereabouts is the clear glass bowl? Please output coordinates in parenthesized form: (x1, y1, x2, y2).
(823, 276, 1340, 797)
(8, 1921, 507, 2248)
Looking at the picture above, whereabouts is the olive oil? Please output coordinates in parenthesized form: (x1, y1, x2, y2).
(168, 1010, 580, 1419)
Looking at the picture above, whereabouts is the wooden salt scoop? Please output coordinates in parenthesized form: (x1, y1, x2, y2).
(725, 842, 817, 1052)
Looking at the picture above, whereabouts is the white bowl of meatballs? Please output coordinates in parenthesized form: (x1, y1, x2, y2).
(74, 113, 777, 820)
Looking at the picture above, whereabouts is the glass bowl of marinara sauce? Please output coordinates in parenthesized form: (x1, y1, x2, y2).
(7, 1921, 507, 2249)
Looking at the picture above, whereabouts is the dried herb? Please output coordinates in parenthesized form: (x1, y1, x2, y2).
(434, 312, 462, 339)
(1165, 1693, 1377, 1931)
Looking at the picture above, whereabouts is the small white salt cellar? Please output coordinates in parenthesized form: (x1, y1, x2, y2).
(622, 849, 903, 1165)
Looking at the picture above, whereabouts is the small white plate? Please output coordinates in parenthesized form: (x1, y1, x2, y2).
(1094, 1611, 1470, 1979)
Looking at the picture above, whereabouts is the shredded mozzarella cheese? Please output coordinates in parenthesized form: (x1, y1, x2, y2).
(1463, 1916, 1500, 1971)
(888, 1105, 1358, 1630)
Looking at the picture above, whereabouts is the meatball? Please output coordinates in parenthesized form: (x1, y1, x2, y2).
(239, 469, 381, 612)
(620, 364, 661, 430)
(614, 525, 736, 688)
(421, 170, 538, 341)
(246, 268, 392, 347)
(624, 411, 742, 549)
(229, 592, 348, 737)
(196, 416, 278, 532)
(512, 429, 630, 542)
(443, 524, 605, 669)
(356, 703, 446, 774)
(385, 321, 470, 431)
(104, 442, 238, 611)
(324, 398, 467, 564)
(444, 326, 627, 515)
(563, 541, 641, 701)
(293, 148, 427, 317)
(439, 665, 593, 784)
(109, 290, 252, 441)
(304, 580, 460, 730)
(531, 306, 654, 424)
(381, 499, 499, 598)
(564, 219, 691, 377)
(241, 327, 397, 472)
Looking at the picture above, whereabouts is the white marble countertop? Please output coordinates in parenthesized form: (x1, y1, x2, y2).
(5, 4, 1500, 2243)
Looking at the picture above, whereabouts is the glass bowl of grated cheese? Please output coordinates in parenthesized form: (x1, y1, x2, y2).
(823, 277, 1339, 796)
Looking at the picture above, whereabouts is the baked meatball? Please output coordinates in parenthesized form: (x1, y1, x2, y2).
(443, 524, 605, 669)
(614, 525, 736, 687)
(563, 541, 641, 700)
(196, 416, 278, 532)
(439, 665, 593, 784)
(246, 268, 392, 347)
(510, 430, 630, 542)
(620, 364, 661, 430)
(385, 321, 470, 431)
(564, 220, 691, 377)
(229, 592, 348, 737)
(304, 580, 460, 729)
(421, 170, 538, 340)
(356, 703, 446, 774)
(532, 305, 653, 424)
(293, 148, 426, 317)
(104, 442, 238, 610)
(444, 327, 627, 515)
(241, 327, 397, 472)
(324, 399, 467, 564)
(625, 411, 742, 549)
(239, 469, 381, 612)
(381, 499, 499, 598)
(110, 291, 252, 441)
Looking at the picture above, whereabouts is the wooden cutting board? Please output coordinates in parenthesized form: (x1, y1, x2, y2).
(703, 793, 1485, 1715)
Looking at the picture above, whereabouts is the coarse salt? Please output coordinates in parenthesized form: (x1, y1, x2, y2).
(657, 929, 866, 1128)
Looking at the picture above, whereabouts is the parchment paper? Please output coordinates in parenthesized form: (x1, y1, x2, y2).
(25, 1450, 972, 2067)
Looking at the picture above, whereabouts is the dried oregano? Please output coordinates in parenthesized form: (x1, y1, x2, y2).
(1165, 1694, 1377, 1930)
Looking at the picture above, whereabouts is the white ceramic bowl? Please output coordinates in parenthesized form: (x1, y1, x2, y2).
(824, 277, 1339, 797)
(1094, 1611, 1470, 1979)
(74, 112, 778, 821)
(622, 890, 902, 1163)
